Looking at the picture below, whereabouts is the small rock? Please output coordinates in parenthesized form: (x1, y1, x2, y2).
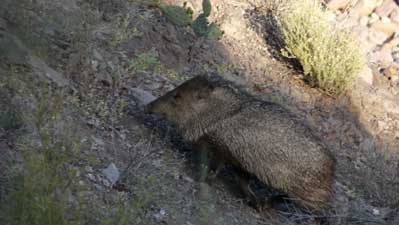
(390, 8, 399, 23)
(87, 173, 96, 182)
(358, 66, 374, 85)
(369, 49, 394, 65)
(382, 37, 399, 50)
(392, 51, 399, 62)
(154, 208, 167, 221)
(94, 31, 108, 41)
(93, 49, 104, 61)
(29, 56, 70, 87)
(352, 0, 380, 17)
(92, 137, 105, 147)
(369, 13, 381, 24)
(87, 118, 100, 128)
(370, 21, 399, 36)
(353, 26, 375, 51)
(368, 27, 390, 45)
(75, 169, 81, 177)
(375, 0, 397, 17)
(159, 208, 166, 216)
(130, 87, 156, 105)
(383, 64, 399, 83)
(359, 16, 369, 26)
(102, 163, 120, 185)
(341, 13, 361, 27)
(85, 166, 93, 173)
(94, 184, 104, 191)
(65, 189, 75, 204)
(152, 159, 162, 168)
(372, 208, 381, 216)
(96, 72, 113, 85)
(91, 60, 98, 71)
(381, 16, 391, 23)
(395, 130, 399, 139)
(382, 97, 399, 114)
(326, 0, 352, 10)
(183, 176, 194, 183)
(106, 61, 115, 73)
(102, 178, 111, 187)
(325, 10, 337, 22)
(147, 82, 162, 90)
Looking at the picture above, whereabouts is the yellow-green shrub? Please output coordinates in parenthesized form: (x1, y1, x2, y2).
(277, 0, 365, 95)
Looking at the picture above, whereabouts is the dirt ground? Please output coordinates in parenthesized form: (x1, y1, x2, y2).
(1, 0, 399, 224)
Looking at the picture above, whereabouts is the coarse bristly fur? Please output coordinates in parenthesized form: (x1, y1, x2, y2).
(146, 75, 336, 212)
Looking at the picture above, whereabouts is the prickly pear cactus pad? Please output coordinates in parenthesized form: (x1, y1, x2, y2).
(159, 4, 192, 27)
(192, 13, 209, 37)
(205, 23, 223, 40)
(202, 0, 212, 17)
(158, 0, 222, 39)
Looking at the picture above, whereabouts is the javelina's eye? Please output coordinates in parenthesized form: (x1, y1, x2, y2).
(196, 92, 206, 100)
(173, 93, 182, 100)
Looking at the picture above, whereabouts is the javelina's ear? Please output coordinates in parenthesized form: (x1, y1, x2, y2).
(197, 82, 216, 100)
(172, 92, 182, 100)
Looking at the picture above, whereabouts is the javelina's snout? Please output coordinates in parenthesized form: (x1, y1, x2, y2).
(145, 94, 176, 121)
(144, 101, 154, 114)
(145, 99, 164, 116)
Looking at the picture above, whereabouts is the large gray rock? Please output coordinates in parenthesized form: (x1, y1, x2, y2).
(130, 87, 156, 105)
(28, 56, 70, 87)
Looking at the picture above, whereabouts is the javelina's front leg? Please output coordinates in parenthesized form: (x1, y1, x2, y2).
(196, 139, 225, 183)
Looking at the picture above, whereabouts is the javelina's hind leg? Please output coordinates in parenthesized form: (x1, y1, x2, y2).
(235, 168, 286, 212)
(261, 194, 289, 211)
(234, 168, 263, 211)
(206, 160, 225, 183)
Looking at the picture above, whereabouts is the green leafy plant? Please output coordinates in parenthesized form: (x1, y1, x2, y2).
(277, 0, 365, 95)
(0, 79, 151, 225)
(0, 85, 81, 225)
(0, 110, 23, 130)
(129, 48, 160, 73)
(0, 76, 24, 130)
(159, 0, 223, 40)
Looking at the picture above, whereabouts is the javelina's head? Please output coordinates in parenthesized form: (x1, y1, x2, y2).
(146, 76, 217, 127)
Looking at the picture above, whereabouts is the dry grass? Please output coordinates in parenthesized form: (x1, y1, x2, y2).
(275, 0, 365, 95)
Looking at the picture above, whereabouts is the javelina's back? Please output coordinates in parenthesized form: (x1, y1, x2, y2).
(147, 75, 335, 211)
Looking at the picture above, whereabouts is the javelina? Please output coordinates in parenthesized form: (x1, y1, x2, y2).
(146, 75, 335, 211)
